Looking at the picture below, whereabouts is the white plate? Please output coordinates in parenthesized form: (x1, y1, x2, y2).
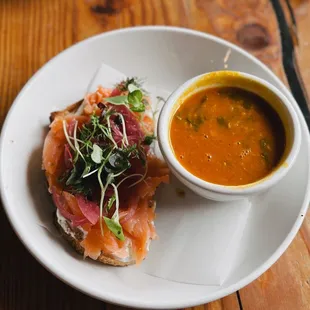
(0, 26, 309, 309)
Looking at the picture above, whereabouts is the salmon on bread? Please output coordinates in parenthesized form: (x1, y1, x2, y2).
(42, 78, 169, 265)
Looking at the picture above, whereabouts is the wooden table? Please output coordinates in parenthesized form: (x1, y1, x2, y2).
(0, 1, 309, 309)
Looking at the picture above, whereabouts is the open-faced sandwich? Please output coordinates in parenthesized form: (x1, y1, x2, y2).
(42, 78, 169, 266)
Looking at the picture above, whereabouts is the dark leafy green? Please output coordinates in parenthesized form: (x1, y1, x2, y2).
(217, 116, 228, 128)
(186, 115, 204, 131)
(91, 144, 103, 164)
(105, 151, 131, 174)
(106, 195, 116, 210)
(143, 135, 156, 145)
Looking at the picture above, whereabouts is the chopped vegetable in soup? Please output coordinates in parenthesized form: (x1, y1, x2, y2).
(170, 87, 286, 186)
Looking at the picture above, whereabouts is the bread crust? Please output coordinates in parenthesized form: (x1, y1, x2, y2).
(49, 99, 83, 123)
(54, 212, 134, 267)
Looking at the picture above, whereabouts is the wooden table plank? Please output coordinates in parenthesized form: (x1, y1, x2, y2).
(239, 231, 310, 310)
(238, 2, 310, 309)
(286, 0, 310, 101)
(290, 0, 310, 257)
(0, 1, 309, 310)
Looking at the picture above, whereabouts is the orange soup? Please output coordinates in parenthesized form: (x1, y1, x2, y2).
(170, 87, 286, 186)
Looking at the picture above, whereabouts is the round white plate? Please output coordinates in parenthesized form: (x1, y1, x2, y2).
(1, 27, 309, 309)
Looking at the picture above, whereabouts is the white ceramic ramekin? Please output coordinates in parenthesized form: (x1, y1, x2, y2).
(157, 71, 301, 201)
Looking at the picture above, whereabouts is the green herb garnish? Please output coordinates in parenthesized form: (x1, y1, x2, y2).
(104, 95, 128, 105)
(103, 183, 125, 240)
(104, 87, 145, 112)
(103, 217, 125, 241)
(106, 195, 116, 210)
(186, 115, 204, 131)
(217, 116, 228, 128)
(143, 135, 156, 145)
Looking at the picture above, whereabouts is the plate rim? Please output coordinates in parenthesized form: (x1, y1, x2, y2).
(1, 26, 310, 309)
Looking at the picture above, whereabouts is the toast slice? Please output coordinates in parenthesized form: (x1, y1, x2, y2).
(44, 82, 169, 265)
(54, 210, 135, 266)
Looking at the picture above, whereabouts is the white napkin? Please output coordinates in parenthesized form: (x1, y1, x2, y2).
(86, 63, 127, 92)
(141, 177, 251, 285)
(85, 62, 251, 286)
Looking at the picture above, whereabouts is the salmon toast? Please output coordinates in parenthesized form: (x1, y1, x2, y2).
(42, 78, 169, 265)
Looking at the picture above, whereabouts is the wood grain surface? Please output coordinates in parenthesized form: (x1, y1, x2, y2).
(0, 1, 309, 309)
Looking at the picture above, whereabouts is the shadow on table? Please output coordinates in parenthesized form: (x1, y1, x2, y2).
(0, 208, 138, 310)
